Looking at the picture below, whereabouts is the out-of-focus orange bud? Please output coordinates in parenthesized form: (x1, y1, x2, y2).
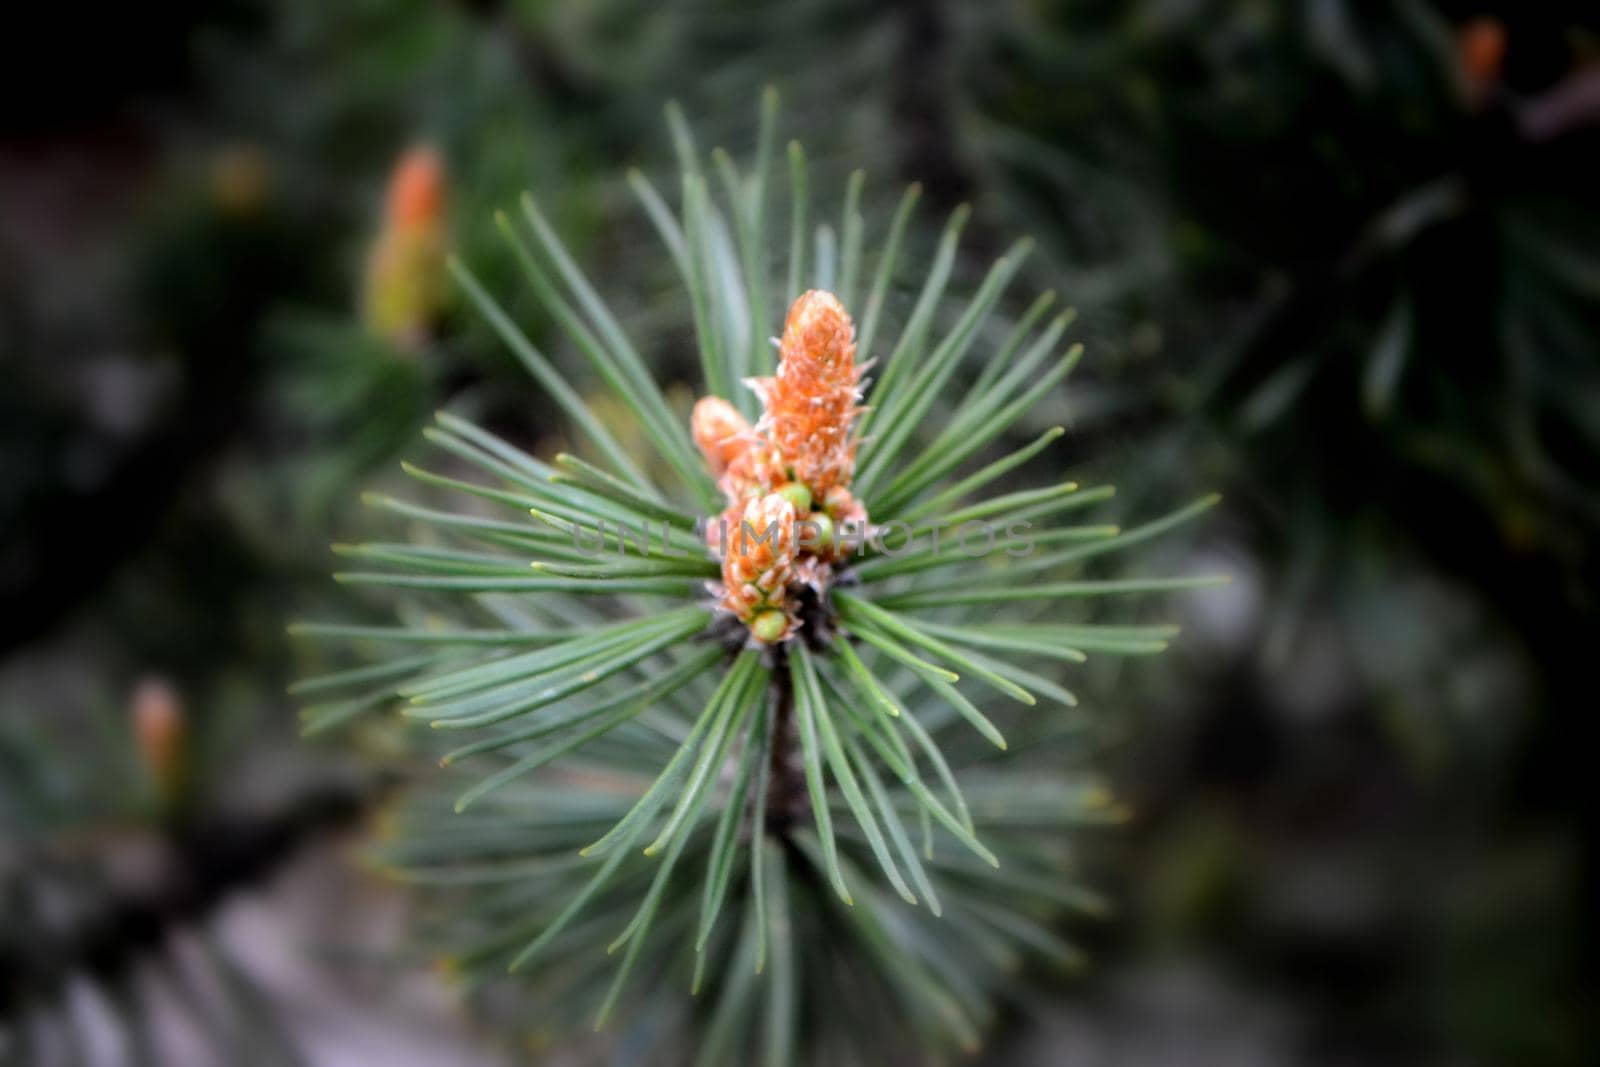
(132, 676, 186, 806)
(1458, 17, 1507, 102)
(387, 144, 446, 231)
(364, 144, 450, 348)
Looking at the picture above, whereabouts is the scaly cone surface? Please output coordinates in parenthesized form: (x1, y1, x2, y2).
(693, 290, 869, 643)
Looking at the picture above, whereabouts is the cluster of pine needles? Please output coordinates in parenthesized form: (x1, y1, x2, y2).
(293, 92, 1220, 1061)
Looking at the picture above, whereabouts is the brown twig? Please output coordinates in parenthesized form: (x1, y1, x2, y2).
(764, 649, 802, 833)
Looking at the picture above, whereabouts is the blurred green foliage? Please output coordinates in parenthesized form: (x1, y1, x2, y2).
(3, 1, 1596, 1064)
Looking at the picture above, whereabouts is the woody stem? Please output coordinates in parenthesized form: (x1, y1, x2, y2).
(765, 649, 801, 833)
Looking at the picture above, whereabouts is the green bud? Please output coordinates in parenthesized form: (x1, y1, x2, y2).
(751, 611, 788, 644)
(804, 513, 835, 552)
(776, 481, 813, 514)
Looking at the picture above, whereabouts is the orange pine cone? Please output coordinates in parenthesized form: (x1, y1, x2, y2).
(762, 290, 862, 497)
(720, 492, 798, 639)
(693, 291, 871, 640)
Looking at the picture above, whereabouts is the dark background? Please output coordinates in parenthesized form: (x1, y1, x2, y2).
(3, 2, 1597, 1064)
